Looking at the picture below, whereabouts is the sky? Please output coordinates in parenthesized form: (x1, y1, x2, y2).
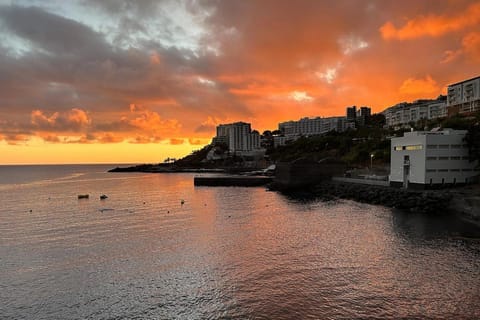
(0, 0, 479, 164)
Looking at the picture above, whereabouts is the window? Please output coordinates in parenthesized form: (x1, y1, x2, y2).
(427, 156, 437, 160)
(462, 169, 472, 172)
(450, 169, 460, 172)
(451, 144, 461, 149)
(438, 156, 449, 160)
(439, 144, 449, 149)
(462, 156, 470, 160)
(405, 145, 423, 150)
(450, 156, 460, 160)
(438, 169, 448, 172)
(427, 144, 437, 149)
(394, 145, 423, 151)
(426, 169, 436, 172)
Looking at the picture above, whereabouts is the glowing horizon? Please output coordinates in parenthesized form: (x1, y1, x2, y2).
(0, 1, 479, 164)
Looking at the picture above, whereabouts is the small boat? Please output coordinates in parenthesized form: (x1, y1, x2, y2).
(78, 194, 89, 199)
(100, 194, 108, 200)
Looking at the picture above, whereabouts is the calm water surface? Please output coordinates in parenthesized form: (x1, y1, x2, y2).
(1, 165, 479, 319)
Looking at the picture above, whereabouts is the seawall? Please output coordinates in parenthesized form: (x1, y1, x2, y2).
(194, 175, 273, 187)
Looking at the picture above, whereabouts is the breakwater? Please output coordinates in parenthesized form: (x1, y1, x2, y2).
(194, 175, 273, 186)
(277, 181, 453, 214)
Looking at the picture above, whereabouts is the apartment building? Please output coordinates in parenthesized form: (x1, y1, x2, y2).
(278, 116, 350, 141)
(447, 76, 480, 115)
(383, 97, 447, 128)
(213, 122, 261, 153)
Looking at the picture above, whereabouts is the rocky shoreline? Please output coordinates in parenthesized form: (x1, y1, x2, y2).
(317, 181, 452, 214)
(271, 180, 454, 215)
(271, 180, 480, 227)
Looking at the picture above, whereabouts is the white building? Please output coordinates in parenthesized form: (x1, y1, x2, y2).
(214, 122, 261, 153)
(278, 116, 350, 141)
(389, 129, 478, 188)
(383, 98, 447, 128)
(447, 75, 480, 115)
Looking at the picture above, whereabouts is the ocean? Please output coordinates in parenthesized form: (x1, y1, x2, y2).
(1, 164, 479, 319)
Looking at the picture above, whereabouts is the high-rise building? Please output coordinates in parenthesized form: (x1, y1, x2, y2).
(356, 106, 371, 126)
(213, 122, 261, 153)
(447, 76, 480, 116)
(346, 106, 356, 123)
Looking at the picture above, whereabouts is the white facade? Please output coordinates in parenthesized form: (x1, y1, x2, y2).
(214, 122, 261, 153)
(389, 129, 478, 188)
(427, 101, 447, 119)
(447, 76, 480, 114)
(278, 116, 349, 141)
(383, 99, 447, 128)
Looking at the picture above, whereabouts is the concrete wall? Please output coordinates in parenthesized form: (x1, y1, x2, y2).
(274, 159, 346, 189)
(332, 177, 389, 187)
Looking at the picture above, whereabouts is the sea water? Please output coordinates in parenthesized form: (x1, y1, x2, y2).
(1, 165, 479, 319)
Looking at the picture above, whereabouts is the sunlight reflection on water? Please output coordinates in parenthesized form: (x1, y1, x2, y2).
(0, 166, 479, 319)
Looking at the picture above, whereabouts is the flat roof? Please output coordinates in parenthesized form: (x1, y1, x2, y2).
(448, 75, 480, 87)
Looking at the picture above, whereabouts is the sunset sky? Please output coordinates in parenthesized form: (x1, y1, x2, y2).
(1, 0, 479, 164)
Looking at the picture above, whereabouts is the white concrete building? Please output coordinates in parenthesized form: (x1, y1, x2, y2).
(278, 116, 350, 141)
(447, 76, 480, 115)
(214, 122, 261, 153)
(389, 129, 479, 188)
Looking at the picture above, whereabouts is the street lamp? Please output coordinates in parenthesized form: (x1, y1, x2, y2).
(370, 153, 374, 170)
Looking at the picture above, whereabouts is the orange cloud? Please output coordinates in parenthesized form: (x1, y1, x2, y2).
(462, 32, 480, 61)
(399, 75, 440, 96)
(189, 138, 209, 145)
(128, 105, 181, 134)
(31, 108, 91, 131)
(169, 138, 184, 145)
(380, 2, 480, 40)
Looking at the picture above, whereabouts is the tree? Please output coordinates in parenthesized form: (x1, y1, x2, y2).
(367, 113, 386, 128)
(272, 129, 282, 136)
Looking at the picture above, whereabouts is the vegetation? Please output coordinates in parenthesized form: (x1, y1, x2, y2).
(174, 112, 480, 169)
(174, 145, 213, 167)
(267, 127, 392, 167)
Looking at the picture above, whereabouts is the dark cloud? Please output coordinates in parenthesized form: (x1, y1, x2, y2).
(0, 5, 110, 58)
